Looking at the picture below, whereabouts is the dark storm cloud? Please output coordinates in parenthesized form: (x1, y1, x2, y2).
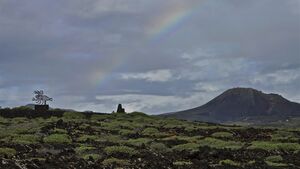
(0, 0, 299, 113)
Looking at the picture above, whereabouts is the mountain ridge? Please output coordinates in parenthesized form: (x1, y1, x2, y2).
(163, 87, 300, 123)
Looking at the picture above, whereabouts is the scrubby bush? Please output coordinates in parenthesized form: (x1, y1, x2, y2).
(11, 134, 40, 144)
(77, 135, 99, 142)
(51, 128, 68, 134)
(161, 135, 202, 143)
(150, 142, 170, 153)
(98, 135, 125, 144)
(198, 137, 244, 150)
(265, 155, 288, 167)
(126, 138, 151, 147)
(104, 146, 137, 157)
(271, 130, 299, 142)
(173, 161, 193, 166)
(248, 141, 300, 151)
(265, 155, 283, 162)
(219, 159, 241, 167)
(119, 129, 136, 137)
(75, 145, 96, 154)
(211, 132, 233, 138)
(44, 134, 72, 144)
(0, 147, 16, 157)
(141, 127, 159, 136)
(172, 143, 199, 152)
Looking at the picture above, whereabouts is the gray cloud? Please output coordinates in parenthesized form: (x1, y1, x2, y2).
(0, 0, 299, 113)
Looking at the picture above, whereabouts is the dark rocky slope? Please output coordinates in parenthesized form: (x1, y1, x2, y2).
(164, 88, 300, 123)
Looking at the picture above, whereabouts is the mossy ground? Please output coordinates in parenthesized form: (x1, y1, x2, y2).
(0, 111, 299, 168)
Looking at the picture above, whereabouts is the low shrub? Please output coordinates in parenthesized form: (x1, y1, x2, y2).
(264, 156, 288, 167)
(199, 137, 244, 150)
(119, 129, 136, 137)
(75, 145, 96, 154)
(77, 135, 99, 142)
(44, 134, 72, 144)
(211, 132, 233, 138)
(219, 159, 241, 167)
(11, 134, 40, 144)
(172, 143, 199, 152)
(150, 142, 170, 153)
(141, 127, 159, 136)
(104, 146, 137, 157)
(0, 147, 16, 157)
(248, 141, 300, 151)
(173, 161, 193, 166)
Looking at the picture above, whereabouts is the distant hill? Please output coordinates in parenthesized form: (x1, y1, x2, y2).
(163, 88, 300, 124)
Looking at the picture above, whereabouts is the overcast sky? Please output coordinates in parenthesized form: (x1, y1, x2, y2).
(0, 0, 299, 114)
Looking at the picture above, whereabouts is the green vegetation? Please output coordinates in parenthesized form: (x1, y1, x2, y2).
(211, 131, 233, 138)
(271, 130, 299, 142)
(75, 145, 96, 154)
(219, 159, 241, 167)
(141, 127, 159, 136)
(0, 147, 16, 157)
(44, 134, 72, 144)
(265, 155, 288, 167)
(149, 142, 170, 153)
(248, 141, 300, 151)
(11, 134, 40, 144)
(0, 110, 299, 168)
(126, 138, 151, 147)
(173, 161, 193, 166)
(104, 146, 138, 157)
(172, 143, 199, 152)
(102, 158, 131, 167)
(198, 137, 244, 150)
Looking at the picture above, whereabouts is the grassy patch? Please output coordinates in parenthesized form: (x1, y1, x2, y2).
(75, 145, 96, 154)
(264, 155, 288, 167)
(119, 129, 136, 137)
(211, 132, 233, 138)
(161, 135, 202, 143)
(51, 128, 68, 134)
(248, 141, 300, 151)
(150, 142, 170, 153)
(173, 161, 193, 166)
(271, 130, 299, 142)
(0, 147, 16, 157)
(126, 138, 151, 147)
(199, 137, 244, 150)
(44, 134, 72, 144)
(11, 134, 40, 144)
(141, 127, 159, 136)
(172, 143, 199, 152)
(219, 159, 241, 167)
(104, 146, 137, 157)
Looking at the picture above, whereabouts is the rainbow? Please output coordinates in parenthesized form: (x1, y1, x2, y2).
(146, 1, 200, 40)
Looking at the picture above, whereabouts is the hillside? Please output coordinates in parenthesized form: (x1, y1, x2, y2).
(164, 88, 300, 124)
(0, 110, 299, 168)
